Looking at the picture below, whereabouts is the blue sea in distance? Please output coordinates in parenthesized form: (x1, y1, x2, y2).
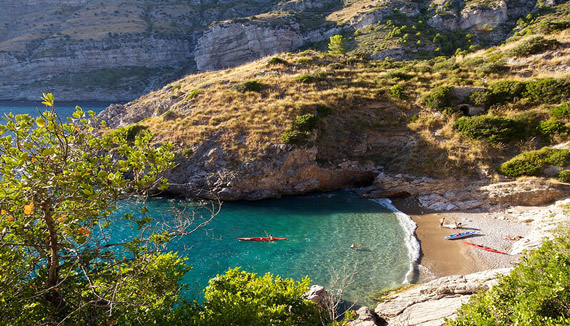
(0, 101, 419, 305)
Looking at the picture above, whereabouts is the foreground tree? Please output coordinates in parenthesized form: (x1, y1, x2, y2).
(0, 94, 216, 324)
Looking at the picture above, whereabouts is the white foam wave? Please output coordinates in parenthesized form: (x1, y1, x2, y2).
(372, 198, 421, 284)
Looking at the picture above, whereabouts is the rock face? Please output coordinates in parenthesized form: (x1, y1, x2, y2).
(375, 268, 512, 326)
(360, 174, 570, 211)
(459, 1, 508, 30)
(195, 23, 304, 71)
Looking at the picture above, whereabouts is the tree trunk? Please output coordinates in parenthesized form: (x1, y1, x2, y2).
(44, 206, 64, 310)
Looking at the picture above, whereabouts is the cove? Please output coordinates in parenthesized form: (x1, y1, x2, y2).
(111, 191, 416, 305)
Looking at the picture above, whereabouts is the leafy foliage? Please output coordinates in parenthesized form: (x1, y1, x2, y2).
(281, 130, 310, 145)
(524, 78, 570, 104)
(232, 80, 266, 93)
(497, 147, 570, 178)
(423, 85, 454, 111)
(193, 268, 321, 326)
(0, 95, 209, 324)
(538, 119, 567, 141)
(468, 89, 492, 107)
(390, 84, 405, 99)
(448, 227, 570, 325)
(509, 36, 560, 57)
(295, 71, 328, 84)
(328, 34, 347, 55)
(488, 80, 526, 104)
(267, 57, 289, 65)
(551, 102, 570, 120)
(293, 114, 319, 131)
(557, 169, 570, 182)
(455, 116, 519, 143)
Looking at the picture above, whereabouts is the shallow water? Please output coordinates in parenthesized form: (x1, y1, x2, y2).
(112, 192, 413, 304)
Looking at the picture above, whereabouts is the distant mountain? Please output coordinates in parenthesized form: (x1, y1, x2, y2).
(1, 0, 563, 101)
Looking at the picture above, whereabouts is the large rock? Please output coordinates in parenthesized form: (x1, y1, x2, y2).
(375, 268, 512, 325)
(194, 22, 304, 71)
(459, 1, 508, 30)
(480, 178, 569, 206)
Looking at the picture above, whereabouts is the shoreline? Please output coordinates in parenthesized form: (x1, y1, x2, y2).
(390, 197, 532, 283)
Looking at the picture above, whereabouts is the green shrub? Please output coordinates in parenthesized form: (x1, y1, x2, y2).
(509, 36, 560, 57)
(163, 110, 177, 121)
(185, 89, 202, 100)
(182, 148, 193, 157)
(489, 80, 526, 104)
(538, 19, 570, 34)
(468, 89, 492, 107)
(455, 116, 520, 143)
(197, 267, 321, 325)
(551, 102, 570, 120)
(390, 84, 404, 99)
(386, 71, 414, 80)
(423, 86, 454, 111)
(295, 71, 327, 84)
(524, 78, 570, 104)
(538, 119, 567, 140)
(498, 147, 570, 178)
(293, 114, 319, 131)
(267, 57, 289, 65)
(476, 60, 509, 74)
(557, 170, 570, 182)
(281, 130, 310, 145)
(126, 124, 148, 141)
(449, 227, 570, 325)
(232, 80, 266, 93)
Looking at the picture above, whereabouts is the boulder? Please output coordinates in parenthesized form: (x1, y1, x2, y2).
(349, 307, 384, 326)
(375, 268, 512, 325)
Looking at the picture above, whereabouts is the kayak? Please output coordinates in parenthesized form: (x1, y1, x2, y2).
(463, 241, 507, 255)
(444, 230, 476, 240)
(238, 237, 287, 241)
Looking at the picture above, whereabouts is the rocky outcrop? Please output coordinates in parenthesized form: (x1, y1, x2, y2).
(349, 307, 384, 326)
(375, 268, 512, 326)
(361, 174, 570, 211)
(195, 22, 304, 71)
(459, 1, 508, 30)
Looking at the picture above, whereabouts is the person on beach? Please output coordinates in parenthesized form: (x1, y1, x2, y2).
(439, 217, 445, 227)
(350, 243, 363, 249)
(454, 222, 462, 229)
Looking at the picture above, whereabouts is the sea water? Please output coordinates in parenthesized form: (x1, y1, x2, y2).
(111, 192, 418, 305)
(0, 101, 419, 305)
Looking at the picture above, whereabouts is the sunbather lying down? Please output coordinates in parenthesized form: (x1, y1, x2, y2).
(503, 235, 522, 240)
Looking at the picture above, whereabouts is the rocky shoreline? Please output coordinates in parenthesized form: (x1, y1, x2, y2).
(347, 185, 570, 326)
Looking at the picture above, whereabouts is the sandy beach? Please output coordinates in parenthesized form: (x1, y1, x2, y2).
(392, 197, 532, 283)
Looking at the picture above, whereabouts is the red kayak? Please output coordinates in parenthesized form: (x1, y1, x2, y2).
(463, 241, 507, 255)
(238, 237, 287, 241)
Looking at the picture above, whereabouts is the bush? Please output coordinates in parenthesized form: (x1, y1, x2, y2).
(455, 116, 520, 143)
(295, 71, 327, 84)
(163, 110, 177, 121)
(196, 268, 321, 325)
(538, 19, 570, 34)
(281, 130, 310, 145)
(538, 119, 567, 140)
(498, 147, 570, 178)
(267, 57, 289, 65)
(423, 86, 454, 111)
(185, 89, 202, 100)
(449, 227, 570, 325)
(557, 170, 570, 182)
(126, 124, 148, 141)
(509, 36, 560, 57)
(489, 80, 526, 104)
(475, 60, 509, 74)
(232, 80, 266, 93)
(293, 114, 319, 131)
(390, 84, 404, 99)
(524, 78, 570, 104)
(551, 102, 570, 120)
(386, 71, 414, 80)
(468, 89, 492, 107)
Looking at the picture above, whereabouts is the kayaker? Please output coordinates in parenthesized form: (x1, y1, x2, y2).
(269, 234, 274, 241)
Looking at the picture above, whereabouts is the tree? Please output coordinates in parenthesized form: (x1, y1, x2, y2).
(0, 94, 217, 324)
(328, 35, 346, 56)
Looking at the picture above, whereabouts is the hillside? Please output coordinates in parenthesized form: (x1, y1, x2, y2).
(98, 0, 570, 200)
(1, 0, 565, 101)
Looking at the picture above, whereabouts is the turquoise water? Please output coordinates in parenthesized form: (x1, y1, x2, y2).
(0, 100, 111, 117)
(111, 192, 415, 305)
(0, 101, 418, 305)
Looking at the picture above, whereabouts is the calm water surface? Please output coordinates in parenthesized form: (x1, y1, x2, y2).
(0, 101, 417, 304)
